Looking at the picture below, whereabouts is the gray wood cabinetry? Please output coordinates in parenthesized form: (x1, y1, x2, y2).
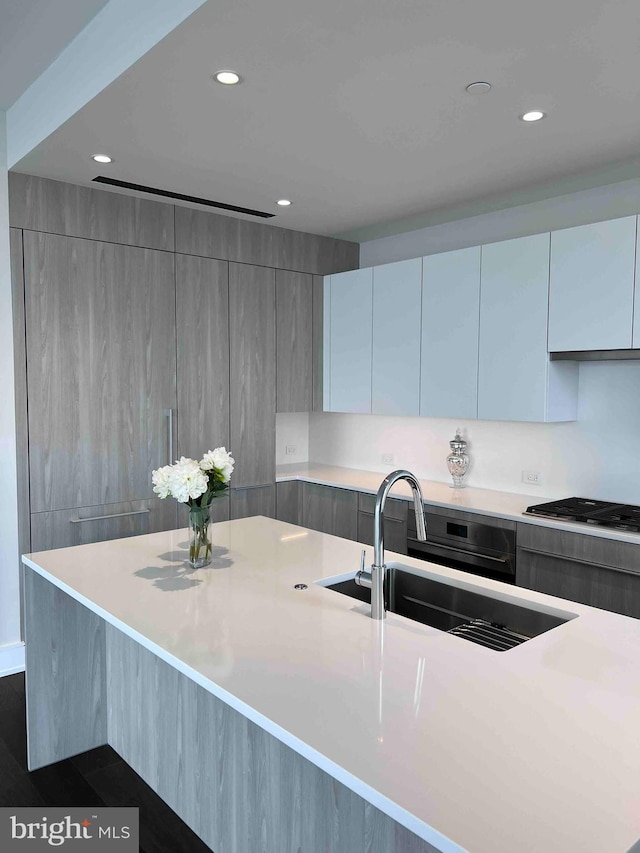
(24, 570, 108, 770)
(312, 275, 324, 412)
(230, 486, 277, 520)
(229, 263, 276, 488)
(276, 270, 313, 413)
(31, 499, 178, 552)
(276, 481, 301, 525)
(301, 482, 358, 540)
(176, 254, 230, 458)
(516, 523, 640, 618)
(11, 174, 358, 559)
(105, 623, 437, 853)
(174, 206, 359, 275)
(10, 228, 30, 563)
(9, 173, 174, 251)
(357, 492, 407, 555)
(24, 232, 177, 512)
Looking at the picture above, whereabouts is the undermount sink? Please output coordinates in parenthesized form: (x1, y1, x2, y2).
(319, 562, 575, 651)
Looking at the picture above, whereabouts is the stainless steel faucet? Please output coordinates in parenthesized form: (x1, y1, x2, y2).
(355, 469, 427, 619)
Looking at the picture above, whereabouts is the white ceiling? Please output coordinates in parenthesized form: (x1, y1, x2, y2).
(0, 0, 110, 109)
(12, 0, 640, 238)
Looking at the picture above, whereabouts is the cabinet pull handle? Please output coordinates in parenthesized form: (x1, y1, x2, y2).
(231, 485, 269, 492)
(166, 408, 174, 465)
(518, 546, 640, 577)
(70, 509, 150, 524)
(359, 511, 405, 525)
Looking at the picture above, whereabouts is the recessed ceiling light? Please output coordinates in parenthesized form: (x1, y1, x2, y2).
(92, 154, 113, 164)
(465, 81, 492, 94)
(520, 110, 546, 122)
(214, 70, 241, 85)
(276, 199, 292, 207)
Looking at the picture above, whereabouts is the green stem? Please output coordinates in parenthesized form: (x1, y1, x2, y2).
(189, 505, 212, 565)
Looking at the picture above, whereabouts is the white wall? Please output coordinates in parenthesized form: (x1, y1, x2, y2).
(275, 413, 310, 465)
(0, 110, 22, 674)
(310, 179, 640, 503)
(359, 178, 640, 266)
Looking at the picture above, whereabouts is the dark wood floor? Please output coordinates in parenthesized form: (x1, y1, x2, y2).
(0, 672, 212, 853)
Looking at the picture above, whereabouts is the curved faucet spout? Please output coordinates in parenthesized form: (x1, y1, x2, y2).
(356, 469, 427, 620)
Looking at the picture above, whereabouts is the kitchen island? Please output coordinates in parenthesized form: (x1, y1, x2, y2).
(22, 517, 640, 853)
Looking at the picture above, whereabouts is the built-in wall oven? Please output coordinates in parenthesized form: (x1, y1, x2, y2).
(407, 507, 516, 584)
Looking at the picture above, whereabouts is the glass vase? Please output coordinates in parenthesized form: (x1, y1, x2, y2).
(188, 502, 213, 569)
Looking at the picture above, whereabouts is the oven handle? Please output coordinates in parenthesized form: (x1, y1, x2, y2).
(408, 538, 508, 564)
(407, 538, 515, 575)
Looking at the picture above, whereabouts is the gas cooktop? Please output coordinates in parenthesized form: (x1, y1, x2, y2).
(524, 497, 640, 533)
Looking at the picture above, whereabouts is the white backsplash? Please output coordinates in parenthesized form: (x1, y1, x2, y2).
(308, 360, 640, 504)
(275, 413, 310, 465)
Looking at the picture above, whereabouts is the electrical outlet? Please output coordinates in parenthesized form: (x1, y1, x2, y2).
(381, 453, 394, 465)
(285, 445, 297, 456)
(522, 470, 542, 486)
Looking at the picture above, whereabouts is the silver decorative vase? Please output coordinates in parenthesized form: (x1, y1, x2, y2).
(446, 430, 469, 489)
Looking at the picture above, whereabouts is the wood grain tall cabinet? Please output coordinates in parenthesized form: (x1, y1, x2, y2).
(23, 233, 178, 550)
(229, 263, 276, 518)
(9, 173, 359, 561)
(175, 254, 230, 525)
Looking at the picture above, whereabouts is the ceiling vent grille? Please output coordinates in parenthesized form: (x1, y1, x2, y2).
(92, 176, 275, 218)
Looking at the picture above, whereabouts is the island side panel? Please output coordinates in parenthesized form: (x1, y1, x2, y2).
(23, 568, 108, 770)
(106, 624, 439, 853)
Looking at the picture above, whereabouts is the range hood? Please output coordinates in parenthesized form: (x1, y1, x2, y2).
(550, 349, 640, 362)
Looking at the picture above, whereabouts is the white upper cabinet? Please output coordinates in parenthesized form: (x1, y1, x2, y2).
(372, 258, 422, 416)
(420, 247, 480, 419)
(324, 268, 373, 413)
(549, 216, 637, 352)
(478, 233, 578, 423)
(633, 223, 640, 348)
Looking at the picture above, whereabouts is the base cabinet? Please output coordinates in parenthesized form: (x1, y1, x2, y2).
(276, 481, 301, 525)
(230, 485, 276, 520)
(301, 483, 358, 540)
(357, 493, 407, 555)
(516, 523, 640, 618)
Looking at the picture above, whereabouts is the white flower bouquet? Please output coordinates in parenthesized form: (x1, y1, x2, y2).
(152, 448, 235, 567)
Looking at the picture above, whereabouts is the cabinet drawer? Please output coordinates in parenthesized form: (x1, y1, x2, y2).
(230, 485, 276, 520)
(276, 481, 301, 525)
(517, 547, 640, 619)
(357, 511, 407, 555)
(31, 499, 178, 552)
(517, 522, 640, 574)
(358, 492, 407, 521)
(301, 483, 357, 540)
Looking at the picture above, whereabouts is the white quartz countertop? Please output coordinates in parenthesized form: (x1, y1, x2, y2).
(24, 518, 640, 853)
(277, 461, 640, 544)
